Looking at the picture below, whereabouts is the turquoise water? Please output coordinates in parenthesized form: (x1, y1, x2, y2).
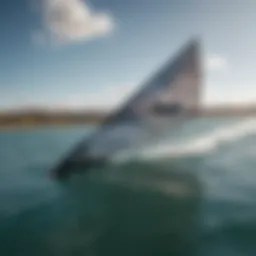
(0, 117, 256, 255)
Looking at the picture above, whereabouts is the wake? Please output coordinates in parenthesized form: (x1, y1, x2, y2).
(113, 118, 256, 162)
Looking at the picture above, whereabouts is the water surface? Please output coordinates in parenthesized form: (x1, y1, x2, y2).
(0, 117, 256, 255)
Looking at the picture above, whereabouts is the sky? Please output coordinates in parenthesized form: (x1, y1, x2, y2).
(0, 0, 256, 110)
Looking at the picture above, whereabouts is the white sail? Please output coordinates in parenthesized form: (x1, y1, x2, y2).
(52, 38, 202, 180)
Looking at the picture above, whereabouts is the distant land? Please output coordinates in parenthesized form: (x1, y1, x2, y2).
(198, 104, 256, 116)
(0, 109, 106, 129)
(0, 105, 255, 129)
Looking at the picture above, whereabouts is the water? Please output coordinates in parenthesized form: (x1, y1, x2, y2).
(0, 117, 256, 255)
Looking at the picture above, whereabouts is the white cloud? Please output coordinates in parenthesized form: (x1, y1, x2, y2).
(205, 54, 228, 72)
(35, 0, 115, 44)
(203, 54, 256, 106)
(203, 83, 256, 106)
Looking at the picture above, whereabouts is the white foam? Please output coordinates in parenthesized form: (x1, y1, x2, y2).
(113, 118, 256, 162)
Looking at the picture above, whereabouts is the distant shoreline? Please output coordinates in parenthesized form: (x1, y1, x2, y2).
(0, 111, 105, 130)
(0, 107, 255, 130)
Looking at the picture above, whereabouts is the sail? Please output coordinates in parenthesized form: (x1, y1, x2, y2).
(52, 39, 202, 180)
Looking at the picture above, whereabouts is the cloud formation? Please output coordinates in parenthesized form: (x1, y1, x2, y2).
(204, 83, 256, 106)
(35, 0, 115, 44)
(205, 54, 228, 72)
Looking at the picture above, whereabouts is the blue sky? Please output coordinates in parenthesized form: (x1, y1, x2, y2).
(0, 0, 255, 110)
